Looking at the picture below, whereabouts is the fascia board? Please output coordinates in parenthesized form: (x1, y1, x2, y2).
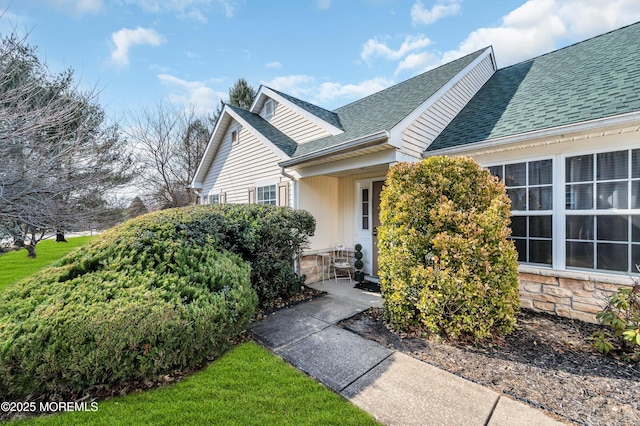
(279, 130, 389, 167)
(388, 47, 496, 145)
(191, 108, 231, 188)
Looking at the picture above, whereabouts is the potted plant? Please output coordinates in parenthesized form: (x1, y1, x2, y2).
(354, 243, 364, 282)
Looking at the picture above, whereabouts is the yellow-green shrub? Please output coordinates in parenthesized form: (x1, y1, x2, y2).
(378, 156, 519, 340)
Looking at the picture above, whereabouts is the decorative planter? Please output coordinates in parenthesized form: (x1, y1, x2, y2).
(354, 244, 364, 283)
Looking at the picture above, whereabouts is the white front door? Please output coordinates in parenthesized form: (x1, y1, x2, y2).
(354, 182, 372, 274)
(355, 178, 385, 276)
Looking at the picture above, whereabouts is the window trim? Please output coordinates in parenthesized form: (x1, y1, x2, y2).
(488, 157, 554, 266)
(208, 193, 220, 205)
(485, 145, 640, 276)
(231, 126, 239, 146)
(256, 184, 277, 205)
(563, 147, 640, 274)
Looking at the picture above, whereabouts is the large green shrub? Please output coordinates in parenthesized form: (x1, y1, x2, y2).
(60, 204, 315, 308)
(0, 208, 258, 400)
(378, 156, 519, 340)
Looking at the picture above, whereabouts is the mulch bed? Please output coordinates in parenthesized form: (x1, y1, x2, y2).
(338, 308, 640, 426)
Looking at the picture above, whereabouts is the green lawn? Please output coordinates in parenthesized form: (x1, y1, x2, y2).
(13, 342, 378, 426)
(0, 236, 93, 292)
(1, 235, 379, 426)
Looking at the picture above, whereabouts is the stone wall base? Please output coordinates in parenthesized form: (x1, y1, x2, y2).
(518, 267, 636, 324)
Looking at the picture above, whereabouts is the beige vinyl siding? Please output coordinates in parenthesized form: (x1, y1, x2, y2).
(401, 54, 495, 157)
(298, 170, 390, 251)
(298, 175, 339, 250)
(268, 101, 332, 144)
(201, 122, 292, 205)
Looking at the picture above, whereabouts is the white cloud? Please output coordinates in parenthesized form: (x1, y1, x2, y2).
(110, 27, 165, 68)
(265, 61, 283, 69)
(262, 75, 317, 100)
(411, 0, 461, 25)
(396, 51, 433, 74)
(183, 8, 208, 23)
(316, 77, 394, 104)
(157, 74, 226, 114)
(44, 0, 104, 15)
(316, 0, 332, 10)
(361, 34, 432, 62)
(123, 0, 238, 19)
(437, 0, 640, 68)
(262, 75, 394, 108)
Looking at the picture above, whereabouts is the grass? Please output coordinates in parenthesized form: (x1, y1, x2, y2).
(12, 342, 379, 426)
(0, 236, 93, 292)
(1, 235, 379, 425)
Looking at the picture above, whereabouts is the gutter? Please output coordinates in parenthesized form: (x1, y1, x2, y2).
(279, 130, 390, 168)
(280, 166, 300, 273)
(424, 111, 640, 157)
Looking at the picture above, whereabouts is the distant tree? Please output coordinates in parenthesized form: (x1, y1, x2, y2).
(228, 78, 256, 109)
(126, 102, 212, 209)
(210, 99, 225, 127)
(0, 33, 136, 257)
(126, 196, 148, 219)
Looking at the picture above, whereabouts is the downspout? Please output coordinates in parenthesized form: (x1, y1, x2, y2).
(280, 166, 302, 276)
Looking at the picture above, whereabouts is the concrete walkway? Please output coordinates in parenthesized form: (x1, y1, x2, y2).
(248, 282, 567, 425)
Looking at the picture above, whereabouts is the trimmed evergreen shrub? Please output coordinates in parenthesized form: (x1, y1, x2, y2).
(60, 204, 315, 308)
(0, 208, 257, 400)
(0, 204, 314, 400)
(378, 156, 519, 340)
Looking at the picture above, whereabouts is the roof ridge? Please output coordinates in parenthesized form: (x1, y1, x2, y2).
(497, 20, 640, 72)
(333, 48, 488, 113)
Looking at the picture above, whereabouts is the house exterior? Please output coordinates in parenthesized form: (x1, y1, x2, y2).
(192, 22, 640, 323)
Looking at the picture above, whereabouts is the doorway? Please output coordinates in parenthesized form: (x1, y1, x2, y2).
(371, 180, 384, 276)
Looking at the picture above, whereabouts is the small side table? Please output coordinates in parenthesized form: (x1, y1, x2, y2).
(316, 252, 331, 284)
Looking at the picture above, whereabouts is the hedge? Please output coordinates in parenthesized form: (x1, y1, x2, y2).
(378, 156, 520, 340)
(0, 204, 314, 400)
(0, 214, 256, 400)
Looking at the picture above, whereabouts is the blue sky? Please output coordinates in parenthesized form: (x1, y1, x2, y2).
(1, 0, 639, 121)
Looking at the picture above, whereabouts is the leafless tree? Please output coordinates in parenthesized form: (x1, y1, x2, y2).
(125, 102, 211, 209)
(0, 33, 136, 257)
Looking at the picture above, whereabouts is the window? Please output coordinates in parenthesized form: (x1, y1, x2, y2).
(231, 128, 239, 145)
(565, 149, 640, 273)
(361, 188, 369, 230)
(489, 159, 553, 265)
(257, 185, 277, 205)
(208, 194, 219, 205)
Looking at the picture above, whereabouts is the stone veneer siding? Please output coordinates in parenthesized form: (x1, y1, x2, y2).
(518, 266, 636, 324)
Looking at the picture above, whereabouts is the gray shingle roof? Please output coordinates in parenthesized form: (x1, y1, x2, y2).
(268, 88, 344, 131)
(291, 48, 486, 158)
(428, 21, 640, 152)
(227, 104, 297, 156)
